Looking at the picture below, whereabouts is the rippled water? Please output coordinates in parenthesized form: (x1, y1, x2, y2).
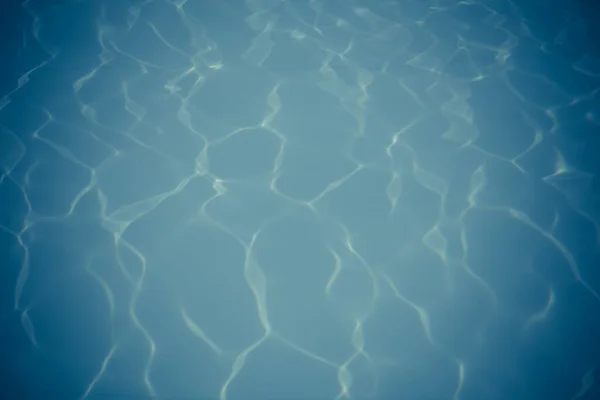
(1, 0, 599, 399)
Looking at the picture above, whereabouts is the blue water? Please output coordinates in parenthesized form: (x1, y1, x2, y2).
(1, 0, 599, 399)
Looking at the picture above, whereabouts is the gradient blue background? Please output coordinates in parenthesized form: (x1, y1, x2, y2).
(1, 0, 600, 399)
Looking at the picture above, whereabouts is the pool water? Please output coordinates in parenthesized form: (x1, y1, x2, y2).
(1, 1, 599, 399)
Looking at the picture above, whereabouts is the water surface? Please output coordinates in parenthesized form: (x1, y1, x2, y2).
(1, 0, 599, 399)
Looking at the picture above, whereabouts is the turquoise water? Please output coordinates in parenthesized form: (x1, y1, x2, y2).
(1, 0, 599, 399)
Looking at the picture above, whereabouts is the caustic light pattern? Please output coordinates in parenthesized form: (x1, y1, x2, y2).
(1, 0, 599, 399)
